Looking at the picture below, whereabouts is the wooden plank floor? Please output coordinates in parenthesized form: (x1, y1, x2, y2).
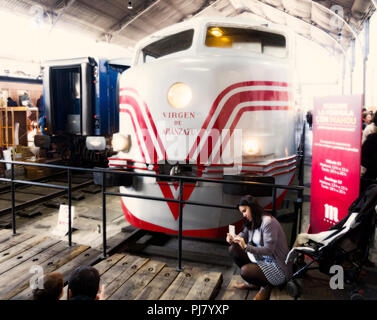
(0, 230, 295, 300)
(218, 275, 294, 300)
(0, 230, 223, 300)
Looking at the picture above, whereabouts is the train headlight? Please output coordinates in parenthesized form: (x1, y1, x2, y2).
(244, 138, 260, 155)
(167, 82, 192, 109)
(112, 133, 131, 152)
(86, 136, 106, 151)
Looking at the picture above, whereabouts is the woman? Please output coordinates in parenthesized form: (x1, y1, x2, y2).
(362, 112, 377, 145)
(227, 195, 292, 300)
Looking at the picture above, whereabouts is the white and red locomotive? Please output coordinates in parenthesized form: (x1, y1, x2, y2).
(109, 16, 299, 238)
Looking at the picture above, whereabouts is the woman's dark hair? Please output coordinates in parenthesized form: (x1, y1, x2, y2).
(68, 266, 100, 300)
(238, 195, 266, 230)
(32, 272, 64, 300)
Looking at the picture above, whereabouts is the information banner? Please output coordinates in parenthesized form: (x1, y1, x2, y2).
(310, 95, 362, 233)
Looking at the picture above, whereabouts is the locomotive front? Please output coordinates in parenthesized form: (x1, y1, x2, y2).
(110, 17, 297, 238)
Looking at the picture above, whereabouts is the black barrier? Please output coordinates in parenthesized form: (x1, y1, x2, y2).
(0, 130, 305, 270)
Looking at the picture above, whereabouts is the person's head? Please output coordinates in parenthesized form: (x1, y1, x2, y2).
(237, 195, 266, 230)
(373, 113, 377, 126)
(365, 114, 372, 125)
(32, 272, 64, 300)
(68, 266, 100, 300)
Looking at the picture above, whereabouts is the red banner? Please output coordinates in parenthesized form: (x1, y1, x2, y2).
(310, 95, 362, 233)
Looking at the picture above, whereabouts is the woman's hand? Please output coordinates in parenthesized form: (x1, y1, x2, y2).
(233, 236, 247, 250)
(226, 233, 234, 244)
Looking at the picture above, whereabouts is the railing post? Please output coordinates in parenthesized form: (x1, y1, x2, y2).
(102, 171, 107, 258)
(299, 123, 306, 187)
(297, 189, 304, 234)
(177, 178, 184, 272)
(291, 200, 299, 248)
(271, 187, 277, 216)
(11, 162, 16, 235)
(67, 168, 72, 247)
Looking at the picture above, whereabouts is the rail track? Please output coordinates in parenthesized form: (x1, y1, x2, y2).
(0, 171, 95, 217)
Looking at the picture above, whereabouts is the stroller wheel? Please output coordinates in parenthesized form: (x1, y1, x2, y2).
(286, 279, 303, 299)
(350, 293, 364, 300)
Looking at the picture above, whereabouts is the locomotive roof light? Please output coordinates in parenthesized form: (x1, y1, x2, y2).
(112, 133, 131, 152)
(209, 27, 223, 37)
(167, 82, 192, 109)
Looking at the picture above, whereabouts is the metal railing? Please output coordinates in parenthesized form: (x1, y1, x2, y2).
(0, 157, 305, 271)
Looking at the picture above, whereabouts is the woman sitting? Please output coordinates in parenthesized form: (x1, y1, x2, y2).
(227, 195, 292, 300)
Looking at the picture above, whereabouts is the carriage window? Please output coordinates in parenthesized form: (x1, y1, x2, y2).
(141, 29, 194, 62)
(205, 27, 286, 58)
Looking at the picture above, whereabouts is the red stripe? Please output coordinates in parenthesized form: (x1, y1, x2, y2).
(270, 166, 296, 177)
(265, 172, 296, 210)
(207, 161, 296, 174)
(120, 99, 158, 162)
(242, 155, 297, 167)
(119, 172, 295, 239)
(120, 109, 147, 162)
(211, 105, 290, 164)
(156, 170, 203, 220)
(120, 88, 166, 159)
(118, 84, 291, 222)
(187, 82, 289, 160)
(120, 197, 244, 238)
(196, 95, 290, 164)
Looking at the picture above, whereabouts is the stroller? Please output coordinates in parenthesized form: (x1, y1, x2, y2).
(285, 184, 377, 300)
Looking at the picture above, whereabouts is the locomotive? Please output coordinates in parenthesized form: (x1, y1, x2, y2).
(34, 57, 129, 166)
(109, 17, 300, 238)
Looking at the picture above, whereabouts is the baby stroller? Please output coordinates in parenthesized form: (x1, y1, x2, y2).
(285, 184, 377, 300)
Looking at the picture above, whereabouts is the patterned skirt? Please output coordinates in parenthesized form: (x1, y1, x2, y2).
(247, 252, 286, 286)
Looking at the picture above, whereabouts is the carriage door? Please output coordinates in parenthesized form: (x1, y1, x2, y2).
(48, 61, 94, 136)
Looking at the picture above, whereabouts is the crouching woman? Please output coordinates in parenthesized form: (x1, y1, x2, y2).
(227, 195, 292, 300)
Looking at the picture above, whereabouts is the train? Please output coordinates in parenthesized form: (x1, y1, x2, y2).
(107, 16, 301, 238)
(34, 57, 129, 166)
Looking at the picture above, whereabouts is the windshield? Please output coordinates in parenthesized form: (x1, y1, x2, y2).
(140, 29, 194, 63)
(205, 26, 287, 58)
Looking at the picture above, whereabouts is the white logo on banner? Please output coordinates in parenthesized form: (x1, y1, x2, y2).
(324, 204, 339, 224)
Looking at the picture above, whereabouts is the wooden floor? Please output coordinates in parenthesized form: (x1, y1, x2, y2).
(0, 229, 294, 300)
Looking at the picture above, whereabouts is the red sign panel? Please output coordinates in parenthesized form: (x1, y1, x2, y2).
(310, 95, 362, 233)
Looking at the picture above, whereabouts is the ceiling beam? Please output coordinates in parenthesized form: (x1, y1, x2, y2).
(257, 0, 349, 50)
(71, 0, 122, 21)
(17, 0, 136, 45)
(104, 0, 161, 36)
(231, 0, 346, 55)
(98, 0, 129, 14)
(162, 0, 185, 20)
(51, 0, 77, 28)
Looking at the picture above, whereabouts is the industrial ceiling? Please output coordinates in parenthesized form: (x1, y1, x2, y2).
(0, 0, 375, 54)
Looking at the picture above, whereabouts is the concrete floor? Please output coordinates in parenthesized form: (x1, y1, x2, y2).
(8, 186, 129, 249)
